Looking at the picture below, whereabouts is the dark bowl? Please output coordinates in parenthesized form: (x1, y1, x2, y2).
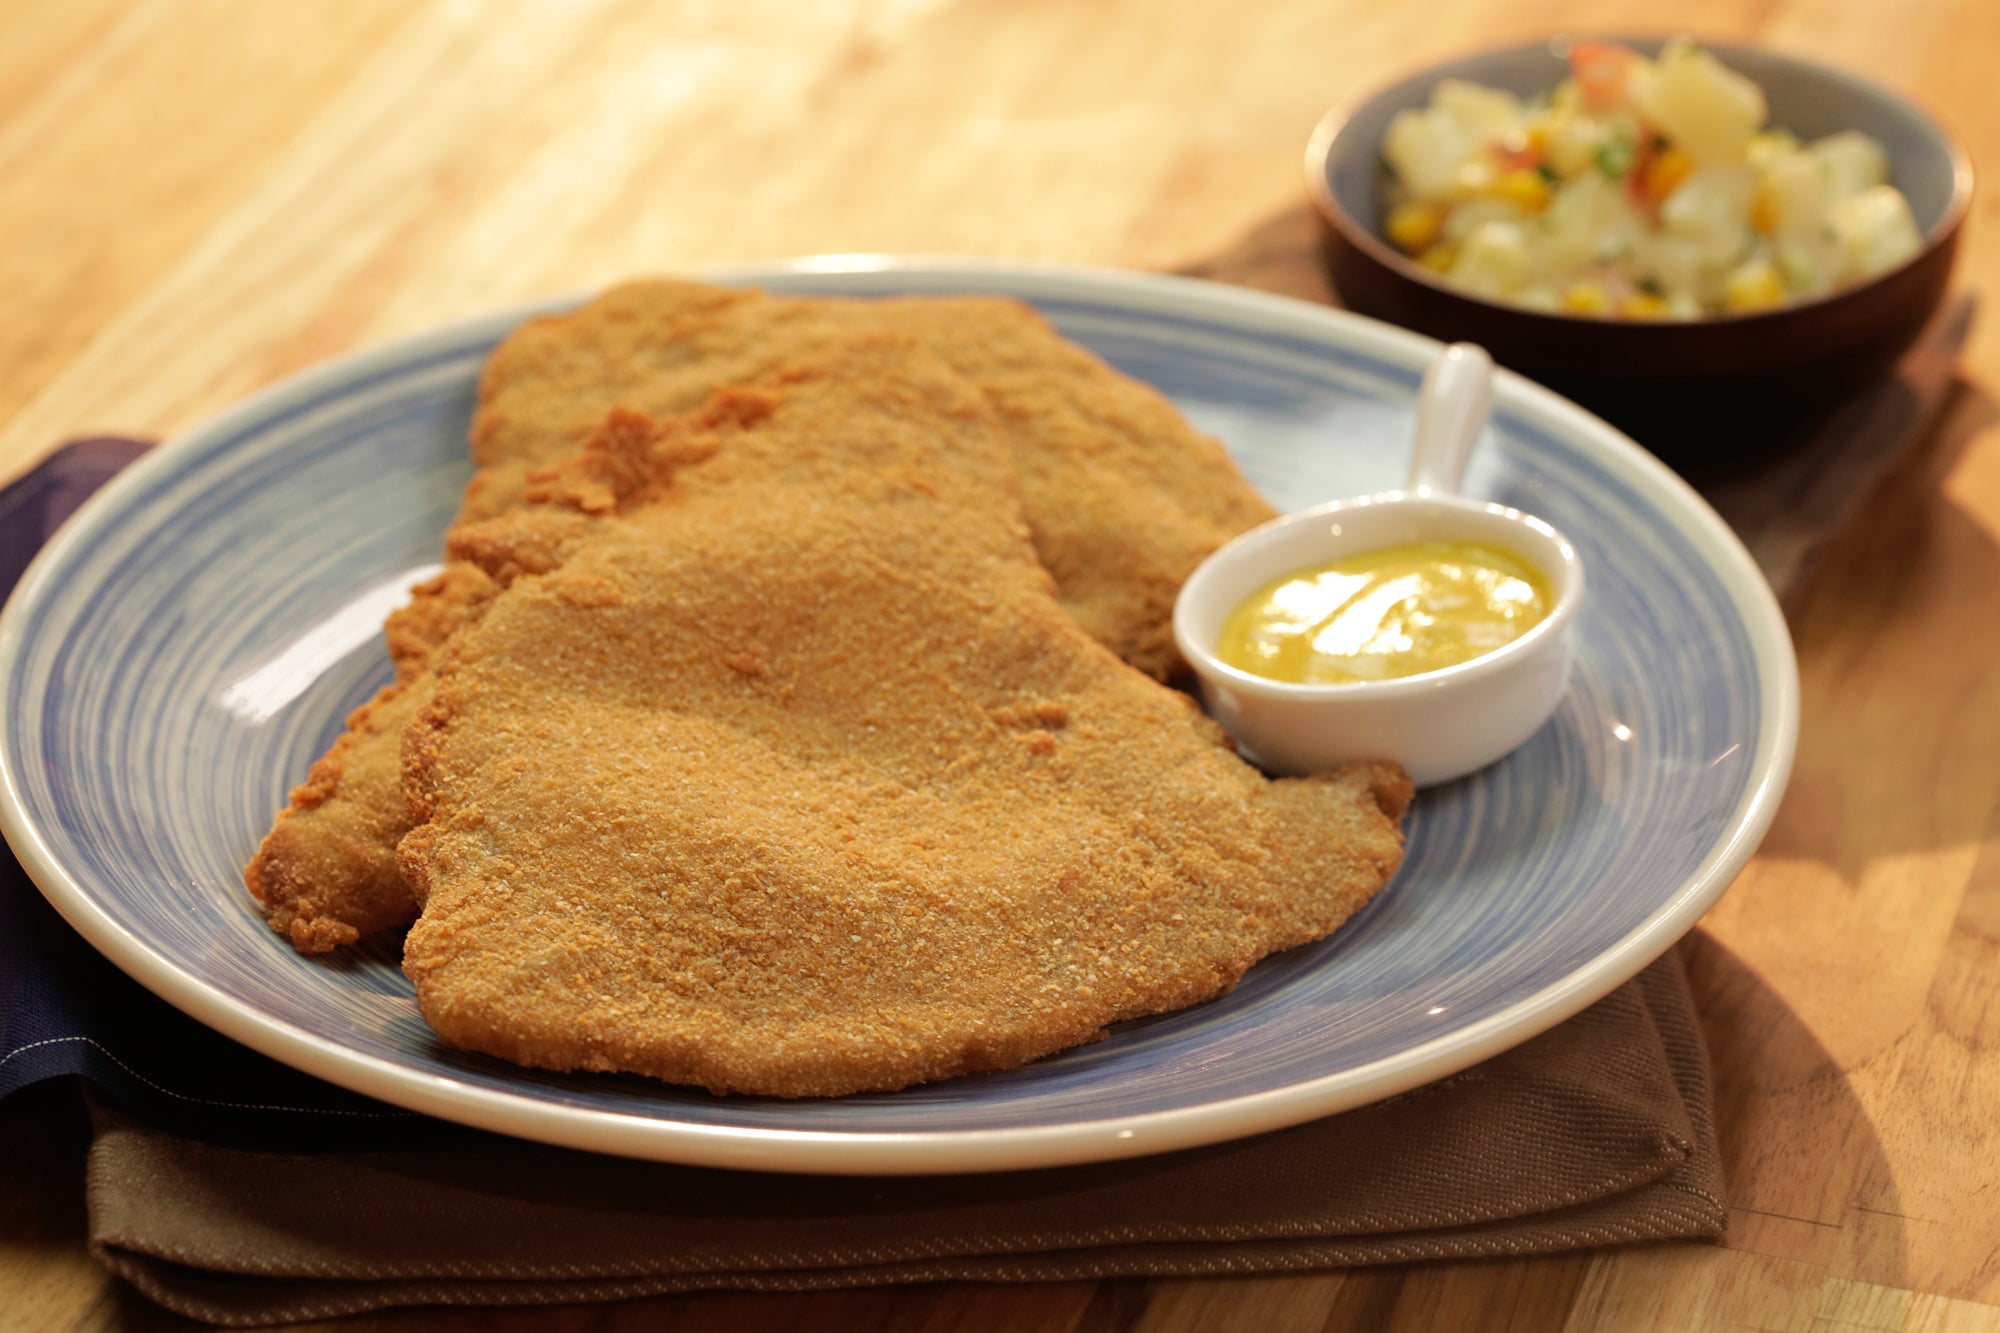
(1305, 36, 1973, 457)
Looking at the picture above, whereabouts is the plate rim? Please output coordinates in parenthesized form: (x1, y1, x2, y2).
(0, 255, 1798, 1174)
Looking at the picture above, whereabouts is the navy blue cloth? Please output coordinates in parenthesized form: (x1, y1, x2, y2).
(0, 440, 431, 1146)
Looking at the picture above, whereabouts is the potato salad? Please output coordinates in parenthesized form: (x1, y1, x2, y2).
(1381, 39, 1924, 318)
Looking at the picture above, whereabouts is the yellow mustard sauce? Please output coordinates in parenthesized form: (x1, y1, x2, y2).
(1217, 541, 1552, 685)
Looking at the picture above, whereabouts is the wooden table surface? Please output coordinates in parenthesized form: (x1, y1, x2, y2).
(5, 1, 1999, 1329)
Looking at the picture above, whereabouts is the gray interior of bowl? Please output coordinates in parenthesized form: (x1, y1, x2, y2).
(1324, 37, 1961, 242)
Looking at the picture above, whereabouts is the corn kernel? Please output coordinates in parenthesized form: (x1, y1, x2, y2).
(1643, 148, 1693, 202)
(1620, 292, 1668, 318)
(1415, 242, 1457, 273)
(1386, 200, 1446, 253)
(1561, 280, 1610, 314)
(1493, 168, 1552, 212)
(1723, 259, 1786, 312)
(1750, 189, 1779, 236)
(1527, 124, 1552, 158)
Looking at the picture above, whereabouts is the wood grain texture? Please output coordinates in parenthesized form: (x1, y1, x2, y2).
(3, 0, 1999, 1329)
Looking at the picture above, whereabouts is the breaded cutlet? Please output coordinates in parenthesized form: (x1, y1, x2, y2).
(397, 336, 1409, 1096)
(247, 280, 1278, 952)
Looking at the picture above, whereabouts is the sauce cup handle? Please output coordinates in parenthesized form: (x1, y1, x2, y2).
(1407, 342, 1494, 497)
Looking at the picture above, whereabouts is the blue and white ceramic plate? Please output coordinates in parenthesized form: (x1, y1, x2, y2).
(0, 260, 1796, 1174)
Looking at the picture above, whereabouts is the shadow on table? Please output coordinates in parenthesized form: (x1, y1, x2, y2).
(1757, 377, 1999, 880)
(1177, 200, 1338, 307)
(1683, 929, 1908, 1287)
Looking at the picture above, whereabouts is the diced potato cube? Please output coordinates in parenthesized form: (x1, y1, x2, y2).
(1775, 236, 1839, 298)
(1630, 233, 1709, 303)
(1453, 159, 1498, 196)
(1538, 172, 1645, 274)
(1754, 148, 1827, 238)
(1441, 196, 1529, 245)
(1432, 78, 1526, 142)
(1539, 110, 1606, 179)
(1665, 293, 1705, 320)
(1747, 129, 1801, 167)
(1630, 38, 1766, 166)
(1384, 106, 1467, 201)
(1830, 184, 1923, 277)
(1385, 80, 1526, 202)
(1449, 220, 1531, 297)
(1811, 130, 1890, 204)
(1659, 164, 1757, 269)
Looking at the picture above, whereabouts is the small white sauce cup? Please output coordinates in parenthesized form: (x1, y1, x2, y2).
(1173, 345, 1583, 787)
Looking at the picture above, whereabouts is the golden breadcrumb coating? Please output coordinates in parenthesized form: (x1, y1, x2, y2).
(244, 563, 496, 948)
(397, 337, 1409, 1097)
(246, 280, 1275, 953)
(465, 279, 1277, 678)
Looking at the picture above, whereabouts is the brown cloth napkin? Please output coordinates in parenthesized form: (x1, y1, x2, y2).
(85, 950, 1722, 1327)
